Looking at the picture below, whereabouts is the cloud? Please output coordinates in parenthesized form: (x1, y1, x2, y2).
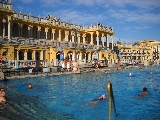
(13, 0, 34, 3)
(47, 9, 106, 26)
(107, 9, 160, 24)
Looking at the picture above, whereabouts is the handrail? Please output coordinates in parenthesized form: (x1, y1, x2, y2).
(107, 80, 118, 120)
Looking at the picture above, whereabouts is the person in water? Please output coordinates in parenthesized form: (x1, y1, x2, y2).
(28, 83, 33, 89)
(141, 87, 148, 95)
(0, 88, 6, 104)
(98, 93, 107, 100)
(137, 87, 148, 98)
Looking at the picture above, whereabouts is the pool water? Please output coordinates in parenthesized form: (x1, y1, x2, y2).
(0, 66, 160, 120)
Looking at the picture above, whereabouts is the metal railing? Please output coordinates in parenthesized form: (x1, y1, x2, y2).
(107, 80, 118, 120)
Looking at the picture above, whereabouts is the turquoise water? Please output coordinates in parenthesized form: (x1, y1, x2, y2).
(0, 66, 160, 120)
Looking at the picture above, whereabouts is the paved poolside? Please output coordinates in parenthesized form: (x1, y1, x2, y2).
(3, 64, 143, 80)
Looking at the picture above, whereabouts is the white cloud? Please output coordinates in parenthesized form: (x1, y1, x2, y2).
(107, 9, 160, 24)
(48, 9, 106, 26)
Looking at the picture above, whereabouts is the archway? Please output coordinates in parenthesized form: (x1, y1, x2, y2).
(19, 51, 24, 60)
(27, 51, 32, 60)
(35, 52, 40, 60)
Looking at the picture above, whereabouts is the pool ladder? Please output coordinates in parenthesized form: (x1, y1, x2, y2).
(107, 80, 118, 120)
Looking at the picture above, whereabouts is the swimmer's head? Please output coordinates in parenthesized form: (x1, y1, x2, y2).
(142, 87, 147, 92)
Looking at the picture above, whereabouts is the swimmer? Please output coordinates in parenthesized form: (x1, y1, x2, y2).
(0, 88, 6, 104)
(98, 93, 107, 99)
(137, 87, 148, 98)
(150, 71, 154, 75)
(129, 73, 132, 76)
(81, 93, 107, 108)
(28, 83, 33, 89)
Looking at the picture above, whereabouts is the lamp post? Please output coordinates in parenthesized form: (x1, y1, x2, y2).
(2, 18, 6, 38)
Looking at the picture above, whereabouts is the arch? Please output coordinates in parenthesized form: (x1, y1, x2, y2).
(27, 51, 32, 60)
(12, 23, 19, 38)
(35, 52, 40, 60)
(67, 51, 73, 61)
(33, 26, 38, 38)
(22, 24, 28, 38)
(2, 51, 7, 56)
(56, 51, 60, 60)
(19, 51, 24, 60)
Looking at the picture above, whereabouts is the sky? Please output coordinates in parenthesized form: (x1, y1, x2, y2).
(11, 0, 160, 44)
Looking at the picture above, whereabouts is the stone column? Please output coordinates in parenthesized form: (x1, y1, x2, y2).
(78, 34, 80, 43)
(72, 53, 75, 61)
(8, 19, 11, 40)
(2, 21, 6, 38)
(28, 27, 31, 38)
(72, 35, 74, 42)
(102, 33, 104, 47)
(33, 50, 36, 60)
(111, 36, 114, 50)
(52, 29, 55, 40)
(25, 50, 28, 60)
(96, 33, 99, 46)
(79, 52, 82, 60)
(90, 33, 93, 45)
(45, 28, 48, 40)
(106, 34, 109, 50)
(59, 30, 61, 41)
(38, 26, 41, 39)
(40, 50, 44, 60)
(65, 31, 69, 42)
(83, 35, 86, 43)
(17, 50, 19, 60)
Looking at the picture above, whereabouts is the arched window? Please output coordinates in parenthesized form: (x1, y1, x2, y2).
(35, 52, 40, 60)
(19, 51, 24, 60)
(27, 51, 32, 60)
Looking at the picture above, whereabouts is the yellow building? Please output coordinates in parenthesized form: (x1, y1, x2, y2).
(118, 39, 160, 64)
(0, 1, 116, 65)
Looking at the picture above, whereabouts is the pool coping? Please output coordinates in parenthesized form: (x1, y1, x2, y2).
(2, 64, 151, 80)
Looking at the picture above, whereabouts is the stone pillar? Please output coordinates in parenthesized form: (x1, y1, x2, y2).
(8, 19, 11, 40)
(45, 28, 48, 40)
(17, 50, 19, 60)
(2, 21, 6, 38)
(106, 34, 109, 50)
(28, 27, 31, 38)
(65, 31, 69, 42)
(102, 33, 104, 47)
(25, 50, 28, 60)
(111, 36, 114, 50)
(79, 52, 82, 60)
(33, 50, 36, 60)
(78, 35, 80, 43)
(40, 50, 44, 60)
(83, 36, 86, 43)
(59, 30, 61, 41)
(90, 33, 93, 45)
(72, 53, 75, 61)
(96, 33, 99, 46)
(88, 52, 91, 60)
(52, 29, 55, 40)
(38, 26, 41, 39)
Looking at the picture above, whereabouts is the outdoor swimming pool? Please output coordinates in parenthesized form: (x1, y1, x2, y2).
(0, 66, 160, 120)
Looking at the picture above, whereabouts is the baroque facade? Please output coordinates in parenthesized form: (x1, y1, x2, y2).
(0, 1, 117, 64)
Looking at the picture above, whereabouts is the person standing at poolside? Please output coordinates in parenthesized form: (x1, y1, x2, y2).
(0, 88, 6, 104)
(67, 61, 70, 72)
